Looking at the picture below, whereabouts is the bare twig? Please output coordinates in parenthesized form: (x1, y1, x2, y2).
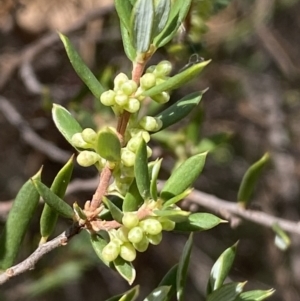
(0, 223, 81, 285)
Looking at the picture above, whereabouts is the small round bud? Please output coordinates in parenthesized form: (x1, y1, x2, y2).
(146, 65, 156, 73)
(121, 148, 136, 167)
(152, 92, 170, 104)
(124, 98, 140, 113)
(135, 87, 146, 101)
(127, 136, 143, 153)
(147, 232, 162, 245)
(120, 242, 136, 262)
(102, 240, 120, 262)
(129, 129, 150, 143)
(114, 73, 129, 90)
(81, 128, 97, 144)
(115, 92, 129, 106)
(117, 226, 130, 242)
(159, 217, 176, 231)
(77, 151, 101, 167)
(155, 60, 172, 77)
(71, 133, 89, 148)
(122, 212, 139, 229)
(128, 226, 144, 244)
(121, 80, 138, 95)
(139, 116, 163, 132)
(100, 90, 116, 106)
(139, 218, 162, 235)
(140, 73, 156, 90)
(133, 235, 149, 252)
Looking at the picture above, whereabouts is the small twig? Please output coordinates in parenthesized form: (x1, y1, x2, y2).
(0, 223, 81, 285)
(0, 96, 71, 162)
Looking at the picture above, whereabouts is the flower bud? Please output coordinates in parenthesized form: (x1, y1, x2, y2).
(139, 218, 162, 235)
(128, 226, 144, 244)
(129, 129, 150, 143)
(139, 116, 163, 132)
(151, 91, 170, 104)
(81, 128, 97, 144)
(155, 60, 172, 77)
(77, 151, 101, 167)
(100, 90, 116, 106)
(133, 236, 149, 252)
(146, 65, 156, 73)
(102, 240, 120, 262)
(140, 73, 157, 90)
(122, 212, 139, 229)
(159, 217, 176, 231)
(117, 226, 130, 242)
(124, 98, 140, 113)
(121, 80, 138, 95)
(147, 232, 162, 245)
(121, 148, 136, 167)
(71, 133, 89, 148)
(114, 73, 129, 90)
(120, 243, 136, 262)
(127, 136, 143, 153)
(115, 92, 129, 106)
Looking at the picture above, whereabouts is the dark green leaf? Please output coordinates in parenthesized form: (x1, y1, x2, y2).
(52, 104, 83, 147)
(102, 196, 123, 223)
(207, 242, 238, 295)
(105, 286, 139, 301)
(131, 0, 154, 53)
(175, 213, 225, 232)
(113, 256, 136, 285)
(134, 139, 151, 200)
(40, 155, 74, 243)
(207, 282, 245, 301)
(237, 153, 270, 207)
(59, 33, 105, 99)
(153, 0, 192, 48)
(234, 289, 275, 301)
(90, 233, 110, 267)
(144, 286, 171, 301)
(0, 169, 41, 269)
(161, 152, 207, 201)
(176, 233, 193, 301)
(158, 264, 178, 301)
(152, 0, 171, 39)
(96, 128, 121, 162)
(153, 91, 205, 132)
(33, 180, 74, 219)
(150, 159, 162, 200)
(123, 180, 144, 212)
(143, 61, 210, 97)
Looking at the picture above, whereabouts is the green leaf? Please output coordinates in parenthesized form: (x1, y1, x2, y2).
(134, 139, 151, 200)
(33, 180, 74, 219)
(150, 159, 162, 200)
(90, 233, 110, 267)
(102, 196, 123, 223)
(207, 242, 238, 295)
(237, 153, 270, 207)
(176, 233, 193, 301)
(119, 286, 140, 301)
(162, 188, 192, 209)
(96, 128, 121, 162)
(158, 264, 178, 301)
(113, 256, 136, 285)
(272, 223, 291, 251)
(40, 155, 74, 243)
(143, 61, 210, 98)
(144, 286, 171, 301)
(0, 169, 41, 269)
(207, 282, 245, 301)
(131, 0, 154, 53)
(153, 91, 205, 132)
(59, 33, 105, 99)
(175, 213, 225, 232)
(234, 289, 275, 301)
(115, 0, 133, 31)
(123, 180, 144, 212)
(154, 209, 190, 223)
(160, 152, 207, 201)
(152, 0, 171, 39)
(120, 22, 137, 61)
(52, 104, 83, 147)
(153, 0, 192, 48)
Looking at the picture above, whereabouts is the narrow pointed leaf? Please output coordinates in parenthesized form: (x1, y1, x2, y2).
(207, 242, 238, 295)
(59, 33, 105, 99)
(40, 155, 74, 243)
(175, 213, 225, 232)
(105, 285, 139, 301)
(115, 0, 133, 31)
(154, 209, 190, 223)
(207, 282, 245, 301)
(123, 180, 143, 212)
(153, 91, 205, 132)
(33, 180, 74, 219)
(176, 233, 193, 301)
(90, 233, 110, 267)
(102, 196, 123, 223)
(272, 223, 291, 251)
(234, 289, 275, 301)
(144, 286, 171, 301)
(162, 188, 192, 209)
(113, 256, 136, 285)
(153, 0, 192, 48)
(52, 104, 82, 147)
(152, 0, 171, 38)
(161, 152, 207, 201)
(237, 153, 270, 207)
(143, 61, 210, 97)
(0, 169, 41, 269)
(96, 128, 121, 162)
(131, 0, 154, 53)
(158, 264, 178, 301)
(150, 159, 162, 200)
(134, 139, 150, 200)
(120, 22, 137, 61)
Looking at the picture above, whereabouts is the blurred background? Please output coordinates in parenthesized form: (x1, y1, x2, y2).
(1, 0, 300, 300)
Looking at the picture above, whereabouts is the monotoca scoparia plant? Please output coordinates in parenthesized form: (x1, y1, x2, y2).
(0, 0, 275, 300)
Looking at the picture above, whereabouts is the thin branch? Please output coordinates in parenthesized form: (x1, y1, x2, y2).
(0, 223, 81, 285)
(186, 189, 300, 235)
